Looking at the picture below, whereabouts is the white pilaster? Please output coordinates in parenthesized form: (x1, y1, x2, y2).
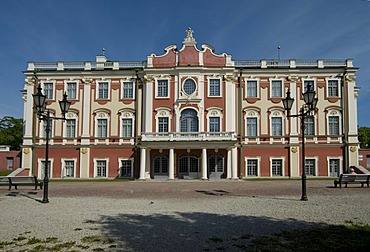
(81, 82, 91, 145)
(201, 148, 208, 180)
(144, 82, 153, 133)
(145, 148, 151, 179)
(139, 148, 146, 180)
(227, 149, 232, 179)
(169, 148, 175, 180)
(232, 147, 238, 179)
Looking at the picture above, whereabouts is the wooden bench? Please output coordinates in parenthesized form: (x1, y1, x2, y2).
(0, 176, 9, 186)
(8, 176, 43, 190)
(334, 174, 370, 188)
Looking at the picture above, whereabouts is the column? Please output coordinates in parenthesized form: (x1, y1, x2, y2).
(232, 147, 238, 179)
(139, 148, 146, 180)
(169, 148, 175, 180)
(201, 148, 208, 180)
(145, 148, 151, 179)
(227, 148, 232, 179)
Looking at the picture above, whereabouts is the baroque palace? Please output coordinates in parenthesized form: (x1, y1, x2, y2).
(21, 29, 360, 180)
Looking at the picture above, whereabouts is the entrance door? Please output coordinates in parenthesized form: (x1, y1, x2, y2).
(178, 155, 199, 179)
(153, 155, 169, 178)
(208, 154, 224, 179)
(329, 159, 340, 177)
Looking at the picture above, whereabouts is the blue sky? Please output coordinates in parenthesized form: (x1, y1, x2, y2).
(1, 0, 369, 126)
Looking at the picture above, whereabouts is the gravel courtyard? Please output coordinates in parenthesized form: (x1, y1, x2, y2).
(0, 180, 369, 251)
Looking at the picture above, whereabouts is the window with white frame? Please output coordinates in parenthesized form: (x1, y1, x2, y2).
(119, 159, 133, 178)
(271, 159, 283, 176)
(271, 117, 282, 136)
(304, 116, 315, 136)
(157, 79, 169, 97)
(63, 160, 75, 177)
(97, 81, 109, 99)
(328, 116, 339, 135)
(40, 160, 52, 179)
(122, 118, 133, 137)
(206, 108, 222, 133)
(183, 79, 196, 96)
(246, 159, 258, 176)
(271, 80, 282, 98)
(208, 79, 221, 97)
(42, 118, 53, 139)
(246, 117, 257, 137)
(305, 159, 316, 176)
(43, 82, 54, 100)
(209, 117, 220, 132)
(328, 80, 339, 97)
(303, 80, 315, 92)
(158, 117, 169, 133)
(65, 119, 76, 138)
(122, 81, 134, 99)
(95, 159, 107, 177)
(97, 118, 108, 138)
(328, 158, 340, 177)
(246, 80, 258, 98)
(66, 81, 77, 100)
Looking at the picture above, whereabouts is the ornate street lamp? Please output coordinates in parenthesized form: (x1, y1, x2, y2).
(282, 84, 317, 201)
(33, 77, 71, 203)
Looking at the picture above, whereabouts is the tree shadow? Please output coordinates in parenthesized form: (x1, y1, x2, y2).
(98, 212, 326, 251)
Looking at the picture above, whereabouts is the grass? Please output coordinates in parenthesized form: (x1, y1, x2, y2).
(48, 178, 133, 182)
(0, 170, 12, 176)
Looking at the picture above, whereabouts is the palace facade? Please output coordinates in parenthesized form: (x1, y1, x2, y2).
(21, 29, 360, 180)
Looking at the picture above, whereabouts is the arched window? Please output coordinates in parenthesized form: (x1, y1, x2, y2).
(180, 109, 198, 132)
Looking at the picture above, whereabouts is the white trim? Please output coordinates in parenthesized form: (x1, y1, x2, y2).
(96, 80, 111, 100)
(206, 76, 222, 97)
(327, 156, 343, 176)
(244, 108, 260, 137)
(206, 107, 223, 132)
(93, 158, 109, 178)
(155, 107, 172, 132)
(325, 78, 341, 98)
(269, 157, 285, 177)
(64, 80, 79, 100)
(244, 78, 260, 98)
(155, 77, 171, 99)
(269, 109, 284, 136)
(244, 157, 261, 177)
(120, 79, 135, 100)
(63, 112, 78, 140)
(94, 111, 110, 138)
(120, 111, 135, 138)
(61, 158, 77, 178)
(41, 80, 55, 100)
(304, 156, 318, 177)
(269, 78, 284, 98)
(37, 158, 54, 179)
(302, 78, 317, 93)
(118, 158, 134, 178)
(326, 109, 342, 136)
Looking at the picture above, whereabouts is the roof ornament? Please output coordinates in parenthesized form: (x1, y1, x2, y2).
(183, 27, 196, 46)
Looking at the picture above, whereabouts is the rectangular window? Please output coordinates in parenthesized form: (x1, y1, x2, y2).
(97, 119, 107, 138)
(43, 120, 52, 139)
(329, 159, 340, 177)
(64, 160, 75, 177)
(304, 80, 315, 92)
(120, 160, 132, 177)
(246, 118, 257, 136)
(328, 116, 339, 135)
(247, 159, 258, 176)
(209, 117, 220, 132)
(271, 117, 282, 136)
(209, 79, 220, 96)
(43, 82, 54, 100)
(304, 116, 314, 136)
(41, 160, 51, 178)
(328, 80, 339, 97)
(96, 160, 107, 177)
(123, 81, 134, 99)
(98, 82, 109, 99)
(122, 118, 133, 137)
(157, 80, 168, 97)
(66, 119, 76, 138)
(271, 80, 282, 98)
(158, 117, 169, 133)
(66, 82, 77, 99)
(305, 159, 316, 176)
(7, 157, 14, 170)
(271, 159, 283, 176)
(246, 80, 257, 98)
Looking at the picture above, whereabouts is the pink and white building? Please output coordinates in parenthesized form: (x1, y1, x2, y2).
(21, 28, 360, 180)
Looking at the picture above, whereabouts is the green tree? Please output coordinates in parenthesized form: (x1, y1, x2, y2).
(0, 116, 23, 150)
(358, 126, 370, 149)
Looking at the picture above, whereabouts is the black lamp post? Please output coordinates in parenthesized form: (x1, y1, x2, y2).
(282, 84, 317, 201)
(33, 80, 71, 203)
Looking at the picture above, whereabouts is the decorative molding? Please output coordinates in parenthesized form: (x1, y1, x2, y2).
(287, 75, 299, 82)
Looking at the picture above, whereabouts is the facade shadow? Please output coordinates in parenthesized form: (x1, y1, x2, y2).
(98, 212, 325, 251)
